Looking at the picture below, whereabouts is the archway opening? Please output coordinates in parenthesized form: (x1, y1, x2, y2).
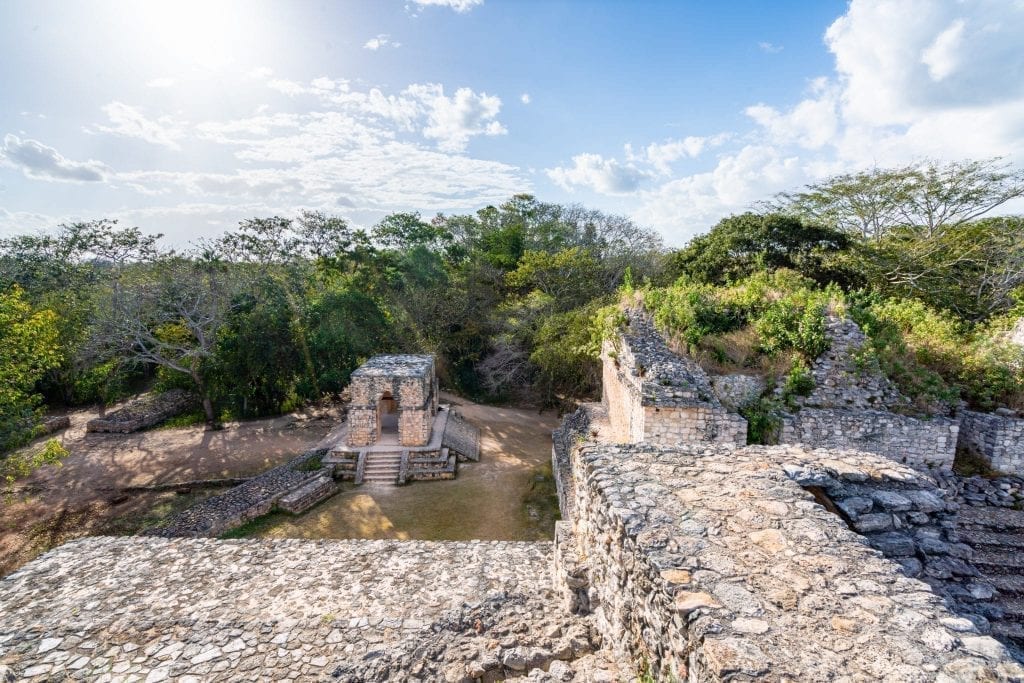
(377, 392, 398, 444)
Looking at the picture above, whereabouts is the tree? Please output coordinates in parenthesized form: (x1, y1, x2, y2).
(0, 287, 62, 451)
(773, 158, 1024, 240)
(667, 212, 853, 286)
(859, 216, 1024, 320)
(94, 256, 240, 426)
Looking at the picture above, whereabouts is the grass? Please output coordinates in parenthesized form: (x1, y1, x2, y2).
(99, 490, 219, 535)
(521, 462, 561, 536)
(155, 409, 207, 429)
(220, 512, 289, 539)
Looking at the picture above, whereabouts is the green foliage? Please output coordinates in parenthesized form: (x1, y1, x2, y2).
(302, 286, 390, 396)
(208, 283, 303, 417)
(666, 212, 855, 287)
(529, 302, 605, 405)
(781, 358, 815, 403)
(741, 396, 783, 445)
(0, 287, 63, 452)
(2, 438, 70, 486)
(70, 359, 146, 405)
(645, 283, 742, 346)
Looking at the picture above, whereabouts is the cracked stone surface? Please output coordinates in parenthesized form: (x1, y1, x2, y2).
(0, 537, 629, 682)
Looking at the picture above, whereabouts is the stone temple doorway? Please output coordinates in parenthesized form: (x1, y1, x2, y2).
(377, 393, 399, 445)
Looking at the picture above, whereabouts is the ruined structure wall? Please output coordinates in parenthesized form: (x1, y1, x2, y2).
(553, 426, 1022, 680)
(347, 363, 435, 447)
(601, 317, 748, 447)
(600, 341, 644, 443)
(781, 408, 958, 471)
(642, 405, 746, 445)
(959, 410, 1024, 475)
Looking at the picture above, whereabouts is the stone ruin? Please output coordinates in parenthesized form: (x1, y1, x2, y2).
(346, 354, 438, 448)
(3, 319, 1024, 681)
(84, 389, 194, 434)
(143, 354, 481, 538)
(775, 315, 960, 472)
(601, 310, 746, 446)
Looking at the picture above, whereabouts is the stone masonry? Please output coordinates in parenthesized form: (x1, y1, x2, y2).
(602, 310, 746, 446)
(551, 414, 1024, 680)
(778, 315, 959, 471)
(0, 537, 628, 682)
(959, 409, 1024, 475)
(781, 407, 959, 472)
(347, 355, 438, 448)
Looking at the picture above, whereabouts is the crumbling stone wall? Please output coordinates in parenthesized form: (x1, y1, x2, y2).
(786, 315, 904, 411)
(708, 374, 765, 411)
(602, 311, 746, 446)
(85, 389, 193, 434)
(959, 410, 1024, 475)
(776, 315, 959, 470)
(552, 429, 1023, 679)
(781, 407, 959, 471)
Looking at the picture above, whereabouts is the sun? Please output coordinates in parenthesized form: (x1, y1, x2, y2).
(116, 0, 268, 72)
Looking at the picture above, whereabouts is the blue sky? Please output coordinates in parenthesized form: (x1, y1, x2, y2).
(1, 0, 1023, 246)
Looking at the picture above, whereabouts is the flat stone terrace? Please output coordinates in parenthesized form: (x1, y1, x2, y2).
(562, 440, 1024, 680)
(351, 354, 433, 378)
(0, 537, 626, 682)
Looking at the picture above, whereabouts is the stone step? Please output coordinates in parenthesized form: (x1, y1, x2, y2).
(987, 574, 1024, 596)
(958, 506, 1024, 531)
(991, 620, 1024, 643)
(960, 530, 1024, 550)
(973, 549, 1024, 573)
(996, 597, 1024, 622)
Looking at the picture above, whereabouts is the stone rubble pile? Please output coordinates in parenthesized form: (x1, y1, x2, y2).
(85, 389, 194, 434)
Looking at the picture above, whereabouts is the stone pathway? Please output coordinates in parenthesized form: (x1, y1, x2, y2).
(956, 505, 1024, 657)
(0, 537, 629, 682)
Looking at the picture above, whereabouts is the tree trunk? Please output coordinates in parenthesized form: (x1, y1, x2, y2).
(201, 395, 216, 426)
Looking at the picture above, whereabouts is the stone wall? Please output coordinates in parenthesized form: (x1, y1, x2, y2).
(347, 355, 436, 447)
(786, 315, 905, 412)
(147, 448, 328, 537)
(553, 431, 1023, 680)
(781, 407, 959, 471)
(602, 311, 746, 446)
(708, 374, 765, 411)
(959, 410, 1024, 475)
(85, 389, 194, 434)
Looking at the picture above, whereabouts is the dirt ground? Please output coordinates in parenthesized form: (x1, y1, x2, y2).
(0, 402, 339, 577)
(0, 394, 563, 576)
(242, 394, 563, 542)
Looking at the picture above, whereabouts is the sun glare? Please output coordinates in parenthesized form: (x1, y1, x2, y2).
(118, 0, 265, 71)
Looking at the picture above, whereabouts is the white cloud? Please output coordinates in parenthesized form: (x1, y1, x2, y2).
(364, 34, 401, 50)
(146, 77, 176, 88)
(408, 84, 507, 152)
(622, 0, 1024, 242)
(758, 42, 783, 54)
(0, 134, 109, 183)
(409, 0, 483, 12)
(642, 135, 725, 174)
(95, 102, 185, 150)
(520, 93, 531, 105)
(547, 153, 652, 195)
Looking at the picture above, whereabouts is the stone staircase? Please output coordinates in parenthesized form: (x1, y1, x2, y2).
(956, 504, 1024, 658)
(362, 450, 402, 484)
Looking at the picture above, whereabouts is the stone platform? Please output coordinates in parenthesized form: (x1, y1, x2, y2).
(0, 537, 627, 682)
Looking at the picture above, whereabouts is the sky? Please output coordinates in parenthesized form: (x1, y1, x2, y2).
(1, 0, 1023, 247)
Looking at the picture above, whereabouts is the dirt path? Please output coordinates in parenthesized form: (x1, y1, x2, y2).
(0, 403, 339, 576)
(246, 395, 562, 541)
